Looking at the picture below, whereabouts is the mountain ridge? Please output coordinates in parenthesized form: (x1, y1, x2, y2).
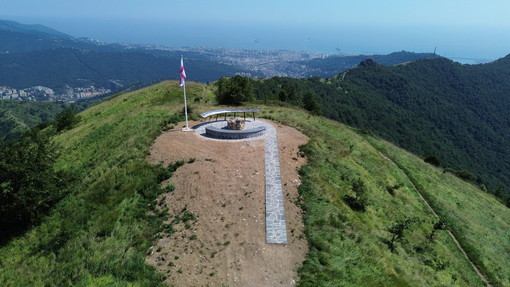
(249, 55, 510, 203)
(300, 50, 438, 77)
(0, 47, 249, 89)
(0, 19, 70, 37)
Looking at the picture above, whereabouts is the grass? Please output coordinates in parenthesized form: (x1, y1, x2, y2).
(365, 136, 510, 286)
(0, 81, 508, 286)
(263, 108, 508, 286)
(0, 81, 214, 286)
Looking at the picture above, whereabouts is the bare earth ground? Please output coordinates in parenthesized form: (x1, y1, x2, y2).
(146, 119, 309, 287)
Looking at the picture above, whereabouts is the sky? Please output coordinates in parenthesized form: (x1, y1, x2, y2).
(2, 0, 510, 60)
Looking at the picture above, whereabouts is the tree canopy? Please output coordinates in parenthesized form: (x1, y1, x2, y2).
(249, 56, 510, 205)
(217, 75, 254, 105)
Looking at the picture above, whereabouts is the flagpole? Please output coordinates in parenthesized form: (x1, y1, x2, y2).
(183, 76, 190, 130)
(181, 55, 192, 132)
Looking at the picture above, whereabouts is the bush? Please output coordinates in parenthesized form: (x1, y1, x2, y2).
(386, 183, 402, 195)
(343, 178, 368, 211)
(424, 155, 441, 167)
(217, 76, 254, 105)
(386, 218, 417, 252)
(54, 108, 81, 132)
(444, 168, 476, 182)
(302, 92, 322, 116)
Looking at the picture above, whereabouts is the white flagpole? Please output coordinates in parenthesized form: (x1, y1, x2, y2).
(181, 56, 192, 131)
(183, 79, 190, 130)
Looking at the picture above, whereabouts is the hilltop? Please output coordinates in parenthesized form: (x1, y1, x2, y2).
(146, 117, 308, 286)
(0, 81, 508, 286)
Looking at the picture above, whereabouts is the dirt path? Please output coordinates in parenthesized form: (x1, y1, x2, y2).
(146, 119, 309, 287)
(375, 148, 491, 287)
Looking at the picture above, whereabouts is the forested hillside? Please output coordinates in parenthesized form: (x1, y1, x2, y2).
(0, 100, 71, 140)
(0, 20, 259, 89)
(301, 51, 436, 77)
(0, 99, 105, 141)
(249, 56, 510, 204)
(0, 48, 251, 89)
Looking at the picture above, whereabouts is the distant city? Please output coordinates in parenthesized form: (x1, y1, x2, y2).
(0, 85, 111, 102)
(131, 44, 331, 78)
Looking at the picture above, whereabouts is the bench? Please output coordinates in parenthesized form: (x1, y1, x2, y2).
(200, 108, 260, 121)
(205, 125, 266, 140)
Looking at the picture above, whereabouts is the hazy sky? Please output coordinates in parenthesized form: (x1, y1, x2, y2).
(2, 0, 510, 60)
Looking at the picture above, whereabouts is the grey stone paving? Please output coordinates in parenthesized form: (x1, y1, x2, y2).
(263, 124, 288, 244)
(195, 120, 288, 244)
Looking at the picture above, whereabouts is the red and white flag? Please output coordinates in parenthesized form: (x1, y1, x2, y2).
(179, 57, 186, 87)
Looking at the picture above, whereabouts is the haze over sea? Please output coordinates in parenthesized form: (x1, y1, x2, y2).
(3, 0, 510, 63)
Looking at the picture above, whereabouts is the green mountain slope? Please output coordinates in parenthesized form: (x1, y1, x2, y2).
(0, 48, 252, 89)
(0, 20, 118, 53)
(0, 20, 70, 38)
(0, 82, 508, 286)
(269, 108, 509, 286)
(0, 99, 104, 141)
(324, 56, 510, 198)
(251, 56, 510, 203)
(0, 100, 71, 140)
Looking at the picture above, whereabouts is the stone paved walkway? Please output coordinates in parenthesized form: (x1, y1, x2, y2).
(263, 124, 288, 244)
(195, 120, 288, 244)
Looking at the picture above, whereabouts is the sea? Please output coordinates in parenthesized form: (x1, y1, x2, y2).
(8, 16, 504, 63)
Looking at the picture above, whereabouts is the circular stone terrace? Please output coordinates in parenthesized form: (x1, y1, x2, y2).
(194, 119, 269, 141)
(192, 109, 288, 244)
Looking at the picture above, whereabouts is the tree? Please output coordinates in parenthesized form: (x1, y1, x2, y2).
(343, 178, 369, 211)
(424, 155, 441, 167)
(303, 91, 322, 115)
(386, 218, 417, 252)
(0, 128, 72, 244)
(54, 107, 81, 132)
(217, 76, 254, 105)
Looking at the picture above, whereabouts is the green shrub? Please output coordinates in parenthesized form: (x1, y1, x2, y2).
(54, 108, 81, 132)
(385, 218, 418, 253)
(423, 155, 441, 167)
(217, 76, 254, 105)
(343, 178, 369, 211)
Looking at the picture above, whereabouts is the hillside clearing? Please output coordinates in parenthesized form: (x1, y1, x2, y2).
(146, 119, 309, 286)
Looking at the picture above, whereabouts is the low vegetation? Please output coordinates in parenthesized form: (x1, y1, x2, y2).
(366, 136, 510, 285)
(0, 99, 102, 141)
(0, 81, 213, 285)
(0, 81, 508, 286)
(0, 100, 70, 140)
(262, 107, 510, 286)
